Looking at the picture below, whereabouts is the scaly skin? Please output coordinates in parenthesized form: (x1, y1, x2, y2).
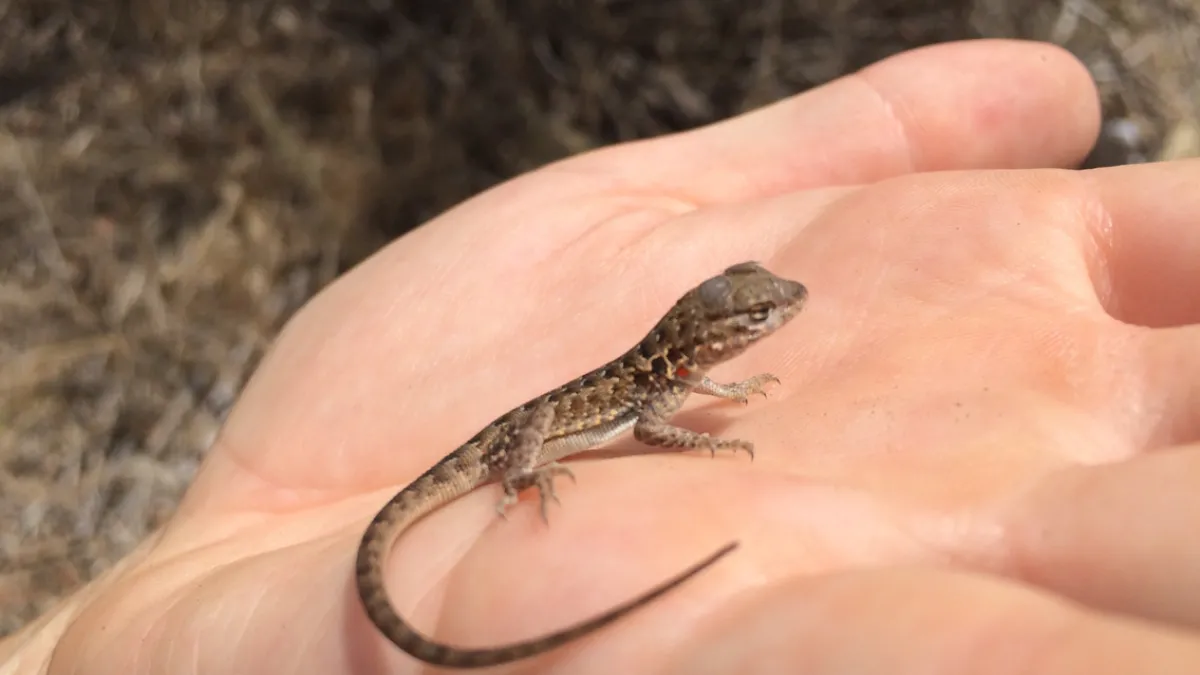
(355, 261, 808, 668)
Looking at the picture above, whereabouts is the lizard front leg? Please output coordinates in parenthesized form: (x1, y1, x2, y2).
(683, 371, 780, 404)
(632, 390, 758, 460)
(634, 419, 756, 460)
(494, 401, 576, 524)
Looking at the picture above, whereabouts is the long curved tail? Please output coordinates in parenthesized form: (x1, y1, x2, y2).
(356, 519, 738, 669)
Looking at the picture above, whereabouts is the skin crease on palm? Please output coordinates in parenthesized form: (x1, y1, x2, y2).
(6, 36, 1200, 674)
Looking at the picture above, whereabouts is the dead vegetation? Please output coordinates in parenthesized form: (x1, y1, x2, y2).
(1, 0, 1196, 635)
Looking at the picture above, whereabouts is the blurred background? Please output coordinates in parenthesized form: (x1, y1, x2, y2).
(1, 0, 1197, 635)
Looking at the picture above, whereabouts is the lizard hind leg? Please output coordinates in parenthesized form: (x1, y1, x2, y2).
(498, 462, 576, 524)
(494, 401, 578, 523)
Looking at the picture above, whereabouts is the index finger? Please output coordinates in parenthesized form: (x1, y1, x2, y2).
(575, 39, 1100, 204)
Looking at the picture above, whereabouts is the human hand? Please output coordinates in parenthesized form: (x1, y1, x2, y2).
(12, 39, 1195, 675)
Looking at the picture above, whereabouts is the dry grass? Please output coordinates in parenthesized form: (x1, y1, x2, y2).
(1, 0, 1196, 635)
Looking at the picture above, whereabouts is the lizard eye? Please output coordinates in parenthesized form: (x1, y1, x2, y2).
(747, 304, 772, 322)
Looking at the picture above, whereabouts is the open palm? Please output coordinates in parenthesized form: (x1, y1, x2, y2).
(16, 40, 1200, 675)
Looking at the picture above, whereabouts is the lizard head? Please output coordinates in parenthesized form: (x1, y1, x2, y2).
(683, 261, 808, 368)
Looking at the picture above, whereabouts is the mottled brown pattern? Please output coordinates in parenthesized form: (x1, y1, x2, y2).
(355, 261, 807, 668)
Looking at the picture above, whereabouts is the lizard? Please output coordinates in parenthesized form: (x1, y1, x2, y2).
(355, 261, 808, 668)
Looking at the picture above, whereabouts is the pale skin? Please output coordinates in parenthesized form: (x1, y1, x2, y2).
(7, 38, 1200, 674)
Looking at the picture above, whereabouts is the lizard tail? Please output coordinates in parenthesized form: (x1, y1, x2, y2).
(355, 529, 739, 669)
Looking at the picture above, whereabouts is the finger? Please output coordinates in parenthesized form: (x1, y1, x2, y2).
(1138, 326, 1200, 445)
(1084, 158, 1200, 327)
(664, 568, 1200, 675)
(52, 524, 752, 675)
(1001, 444, 1200, 629)
(52, 541, 365, 675)
(585, 39, 1099, 204)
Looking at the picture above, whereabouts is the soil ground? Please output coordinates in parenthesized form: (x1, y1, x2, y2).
(2, 0, 1197, 635)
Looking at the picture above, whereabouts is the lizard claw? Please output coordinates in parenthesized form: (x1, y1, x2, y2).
(495, 491, 518, 519)
(738, 373, 781, 402)
(534, 463, 575, 524)
(498, 462, 576, 525)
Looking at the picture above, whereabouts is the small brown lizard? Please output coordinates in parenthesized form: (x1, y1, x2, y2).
(356, 261, 807, 668)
